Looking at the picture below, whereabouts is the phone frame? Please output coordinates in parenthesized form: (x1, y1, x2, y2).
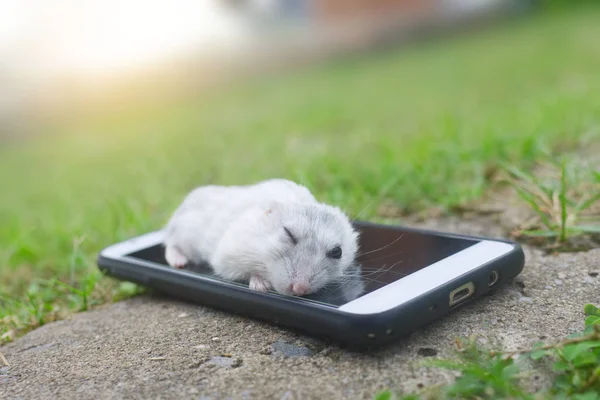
(97, 221, 525, 349)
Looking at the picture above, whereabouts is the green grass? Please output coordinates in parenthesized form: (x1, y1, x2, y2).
(502, 156, 600, 246)
(1, 6, 600, 340)
(375, 304, 600, 400)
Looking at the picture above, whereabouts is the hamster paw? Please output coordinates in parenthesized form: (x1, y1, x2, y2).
(165, 245, 189, 269)
(249, 275, 271, 292)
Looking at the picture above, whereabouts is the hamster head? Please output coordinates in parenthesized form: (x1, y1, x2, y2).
(257, 201, 359, 297)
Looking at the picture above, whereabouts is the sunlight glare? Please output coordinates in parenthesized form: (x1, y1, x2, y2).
(1, 0, 249, 82)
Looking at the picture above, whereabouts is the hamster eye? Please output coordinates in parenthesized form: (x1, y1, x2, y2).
(327, 246, 342, 259)
(283, 227, 298, 245)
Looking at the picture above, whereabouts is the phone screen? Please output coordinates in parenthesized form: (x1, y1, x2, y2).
(126, 225, 479, 307)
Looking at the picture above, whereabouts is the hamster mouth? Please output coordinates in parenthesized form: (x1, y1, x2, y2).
(273, 282, 314, 297)
(289, 282, 310, 296)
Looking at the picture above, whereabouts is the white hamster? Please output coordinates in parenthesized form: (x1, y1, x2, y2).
(164, 179, 359, 297)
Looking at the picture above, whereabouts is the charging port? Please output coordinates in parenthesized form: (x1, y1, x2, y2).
(488, 270, 499, 287)
(449, 282, 475, 307)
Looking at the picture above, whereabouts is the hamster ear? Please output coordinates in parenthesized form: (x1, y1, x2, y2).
(263, 200, 284, 216)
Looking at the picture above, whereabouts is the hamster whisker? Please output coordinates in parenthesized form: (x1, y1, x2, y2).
(350, 200, 375, 224)
(338, 273, 387, 285)
(358, 266, 406, 277)
(357, 265, 396, 273)
(341, 262, 409, 283)
(352, 277, 390, 285)
(355, 234, 404, 257)
(346, 270, 386, 279)
(347, 268, 409, 285)
(322, 286, 355, 299)
(321, 284, 340, 296)
(350, 177, 403, 223)
(379, 260, 408, 275)
(321, 279, 365, 296)
(344, 264, 395, 277)
(358, 250, 406, 264)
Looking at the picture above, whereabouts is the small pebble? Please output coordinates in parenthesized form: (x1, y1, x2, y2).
(211, 337, 221, 342)
(271, 341, 314, 358)
(417, 347, 438, 357)
(519, 297, 534, 303)
(557, 272, 566, 279)
(177, 313, 189, 318)
(208, 356, 242, 368)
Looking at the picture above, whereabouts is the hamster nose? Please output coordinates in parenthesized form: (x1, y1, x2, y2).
(290, 282, 309, 296)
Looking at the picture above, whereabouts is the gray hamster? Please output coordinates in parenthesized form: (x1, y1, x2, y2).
(164, 179, 360, 297)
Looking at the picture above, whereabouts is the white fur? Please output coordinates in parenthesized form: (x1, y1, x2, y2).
(164, 179, 359, 296)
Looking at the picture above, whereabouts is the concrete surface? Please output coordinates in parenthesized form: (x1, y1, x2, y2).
(1, 216, 599, 400)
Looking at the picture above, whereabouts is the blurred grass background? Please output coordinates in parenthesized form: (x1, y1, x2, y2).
(1, 3, 600, 339)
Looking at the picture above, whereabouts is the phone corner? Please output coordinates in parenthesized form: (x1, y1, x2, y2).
(95, 249, 115, 273)
(497, 238, 526, 266)
(500, 240, 526, 278)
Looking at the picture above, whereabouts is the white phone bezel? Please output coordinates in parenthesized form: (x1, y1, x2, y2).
(100, 230, 514, 315)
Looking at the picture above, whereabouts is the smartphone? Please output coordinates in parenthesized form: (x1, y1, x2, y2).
(97, 221, 524, 348)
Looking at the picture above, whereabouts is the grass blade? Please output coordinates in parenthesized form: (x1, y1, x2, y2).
(502, 163, 537, 184)
(575, 192, 600, 213)
(520, 229, 560, 237)
(0, 351, 9, 366)
(503, 163, 555, 200)
(570, 225, 600, 234)
(559, 160, 568, 242)
(512, 186, 554, 230)
(54, 280, 83, 297)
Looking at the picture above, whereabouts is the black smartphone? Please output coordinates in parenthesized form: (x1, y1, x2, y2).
(97, 221, 524, 348)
